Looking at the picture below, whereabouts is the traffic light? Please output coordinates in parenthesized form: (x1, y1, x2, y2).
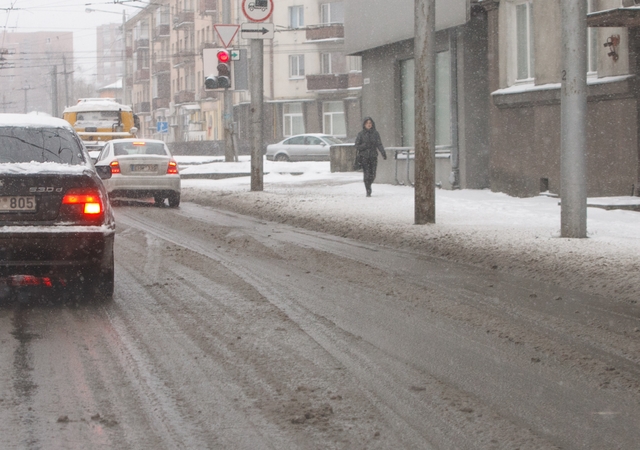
(204, 49, 233, 91)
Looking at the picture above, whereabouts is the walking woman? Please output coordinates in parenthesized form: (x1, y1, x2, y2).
(355, 117, 386, 197)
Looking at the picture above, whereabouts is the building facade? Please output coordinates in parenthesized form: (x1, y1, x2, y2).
(344, 0, 640, 198)
(96, 23, 125, 90)
(344, 0, 488, 190)
(118, 0, 362, 154)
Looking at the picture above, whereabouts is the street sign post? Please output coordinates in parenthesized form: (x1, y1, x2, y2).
(240, 22, 275, 40)
(241, 0, 274, 22)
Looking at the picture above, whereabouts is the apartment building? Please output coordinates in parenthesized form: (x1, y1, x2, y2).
(257, 0, 363, 144)
(96, 23, 124, 90)
(119, 0, 361, 153)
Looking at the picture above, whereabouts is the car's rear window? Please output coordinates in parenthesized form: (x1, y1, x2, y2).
(0, 126, 85, 165)
(113, 142, 167, 156)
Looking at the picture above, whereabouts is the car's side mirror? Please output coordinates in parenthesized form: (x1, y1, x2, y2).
(96, 165, 112, 180)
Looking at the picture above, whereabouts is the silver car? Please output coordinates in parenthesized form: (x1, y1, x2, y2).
(265, 134, 343, 162)
(95, 139, 181, 207)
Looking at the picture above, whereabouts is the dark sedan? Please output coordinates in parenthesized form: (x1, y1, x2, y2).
(0, 114, 115, 301)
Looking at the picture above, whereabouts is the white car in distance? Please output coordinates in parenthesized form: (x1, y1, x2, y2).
(95, 139, 181, 207)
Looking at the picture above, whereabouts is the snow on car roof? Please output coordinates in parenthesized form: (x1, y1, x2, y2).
(0, 162, 90, 175)
(0, 113, 74, 129)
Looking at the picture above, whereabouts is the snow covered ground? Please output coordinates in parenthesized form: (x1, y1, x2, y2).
(178, 157, 640, 305)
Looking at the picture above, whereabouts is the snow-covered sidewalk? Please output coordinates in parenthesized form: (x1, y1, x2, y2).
(178, 157, 640, 305)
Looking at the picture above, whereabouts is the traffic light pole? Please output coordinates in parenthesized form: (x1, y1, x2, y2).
(414, 0, 436, 224)
(223, 0, 236, 162)
(249, 38, 264, 191)
(560, 0, 587, 238)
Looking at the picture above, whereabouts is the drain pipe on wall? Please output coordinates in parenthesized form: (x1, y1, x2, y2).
(449, 31, 460, 189)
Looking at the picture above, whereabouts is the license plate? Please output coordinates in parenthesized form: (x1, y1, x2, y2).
(0, 196, 36, 212)
(131, 164, 158, 172)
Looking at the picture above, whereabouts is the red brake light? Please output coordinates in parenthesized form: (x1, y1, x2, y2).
(62, 189, 103, 215)
(133, 141, 146, 146)
(110, 160, 121, 174)
(167, 160, 179, 174)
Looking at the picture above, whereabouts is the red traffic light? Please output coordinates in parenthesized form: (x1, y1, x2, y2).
(217, 50, 230, 64)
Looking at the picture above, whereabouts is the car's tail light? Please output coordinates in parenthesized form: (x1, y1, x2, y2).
(167, 160, 179, 175)
(62, 189, 103, 215)
(110, 160, 121, 174)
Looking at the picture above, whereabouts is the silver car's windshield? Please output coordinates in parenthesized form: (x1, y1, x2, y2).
(0, 126, 85, 165)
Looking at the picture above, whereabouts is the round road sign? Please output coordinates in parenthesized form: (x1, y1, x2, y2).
(241, 0, 274, 22)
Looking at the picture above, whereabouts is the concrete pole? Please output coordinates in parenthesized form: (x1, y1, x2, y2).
(122, 10, 128, 105)
(51, 66, 58, 117)
(561, 0, 588, 238)
(63, 54, 70, 108)
(223, 0, 237, 162)
(414, 0, 436, 224)
(250, 38, 264, 192)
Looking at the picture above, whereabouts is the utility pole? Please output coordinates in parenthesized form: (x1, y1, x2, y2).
(19, 85, 32, 114)
(560, 0, 588, 238)
(250, 37, 264, 191)
(62, 54, 72, 108)
(0, 95, 15, 113)
(223, 0, 237, 162)
(414, 0, 436, 224)
(51, 66, 58, 117)
(122, 9, 128, 105)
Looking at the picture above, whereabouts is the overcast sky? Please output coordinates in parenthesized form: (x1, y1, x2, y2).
(1, 0, 147, 81)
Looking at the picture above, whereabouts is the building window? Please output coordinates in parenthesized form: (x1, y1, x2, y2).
(513, 0, 534, 82)
(347, 56, 362, 72)
(283, 103, 304, 136)
(289, 54, 305, 78)
(323, 101, 346, 137)
(320, 2, 344, 25)
(289, 6, 304, 29)
(401, 52, 452, 148)
(321, 53, 332, 74)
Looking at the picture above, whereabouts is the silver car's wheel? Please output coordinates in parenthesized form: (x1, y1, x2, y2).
(274, 153, 290, 162)
(168, 192, 180, 208)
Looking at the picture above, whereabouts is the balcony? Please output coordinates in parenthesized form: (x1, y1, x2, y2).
(153, 60, 171, 73)
(153, 97, 170, 110)
(134, 38, 149, 51)
(173, 11, 195, 29)
(134, 68, 150, 83)
(153, 24, 170, 40)
(174, 90, 195, 104)
(199, 0, 217, 15)
(172, 49, 196, 67)
(306, 24, 344, 41)
(136, 102, 151, 113)
(200, 42, 217, 53)
(306, 72, 363, 91)
(200, 88, 218, 101)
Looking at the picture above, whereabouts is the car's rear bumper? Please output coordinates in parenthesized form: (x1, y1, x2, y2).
(0, 227, 115, 278)
(103, 175, 180, 196)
